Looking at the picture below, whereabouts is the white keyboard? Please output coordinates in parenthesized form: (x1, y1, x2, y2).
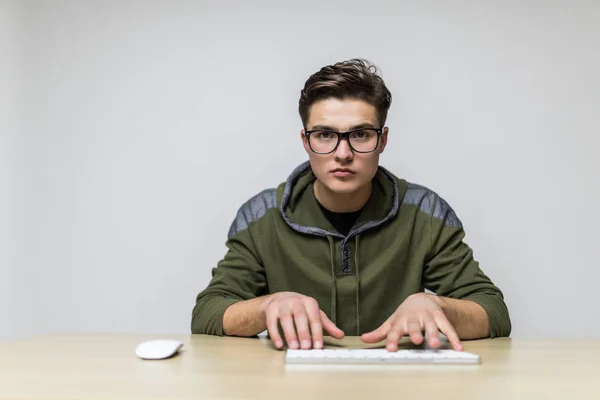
(285, 348, 480, 365)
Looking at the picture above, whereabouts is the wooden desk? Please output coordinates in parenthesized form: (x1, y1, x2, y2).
(0, 334, 599, 399)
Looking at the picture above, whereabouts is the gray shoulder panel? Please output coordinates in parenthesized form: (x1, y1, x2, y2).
(403, 183, 436, 214)
(228, 188, 277, 238)
(404, 183, 462, 228)
(432, 196, 462, 227)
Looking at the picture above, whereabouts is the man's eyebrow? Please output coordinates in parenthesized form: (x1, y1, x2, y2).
(308, 123, 378, 131)
(348, 123, 378, 130)
(309, 125, 335, 130)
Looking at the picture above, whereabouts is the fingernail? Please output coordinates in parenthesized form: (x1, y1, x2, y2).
(301, 340, 311, 348)
(314, 340, 322, 348)
(290, 340, 298, 348)
(275, 340, 283, 348)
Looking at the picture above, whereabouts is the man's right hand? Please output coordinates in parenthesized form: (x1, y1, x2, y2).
(259, 292, 344, 350)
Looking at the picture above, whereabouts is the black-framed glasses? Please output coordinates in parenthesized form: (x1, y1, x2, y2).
(304, 128, 383, 154)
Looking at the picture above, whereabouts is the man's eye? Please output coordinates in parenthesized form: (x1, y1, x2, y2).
(350, 130, 371, 139)
(315, 131, 335, 139)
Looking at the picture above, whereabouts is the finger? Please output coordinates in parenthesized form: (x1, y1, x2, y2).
(360, 320, 391, 343)
(423, 318, 441, 349)
(406, 320, 424, 345)
(434, 313, 463, 351)
(385, 320, 406, 352)
(320, 311, 345, 340)
(293, 309, 311, 349)
(279, 309, 299, 349)
(266, 307, 284, 349)
(303, 302, 323, 348)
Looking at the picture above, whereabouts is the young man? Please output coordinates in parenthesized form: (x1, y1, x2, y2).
(191, 59, 511, 352)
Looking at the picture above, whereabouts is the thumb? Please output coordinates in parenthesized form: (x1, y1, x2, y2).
(320, 311, 345, 339)
(361, 320, 391, 343)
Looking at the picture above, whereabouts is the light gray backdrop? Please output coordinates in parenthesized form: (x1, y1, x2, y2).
(1, 0, 599, 341)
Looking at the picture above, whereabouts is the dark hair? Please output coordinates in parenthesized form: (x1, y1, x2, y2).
(298, 58, 392, 128)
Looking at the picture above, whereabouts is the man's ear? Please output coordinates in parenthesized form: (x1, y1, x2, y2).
(379, 127, 389, 153)
(301, 129, 310, 154)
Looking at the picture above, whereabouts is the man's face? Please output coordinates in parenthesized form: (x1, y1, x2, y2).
(301, 98, 388, 195)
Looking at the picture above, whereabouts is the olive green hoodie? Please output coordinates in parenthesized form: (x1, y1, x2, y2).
(191, 161, 511, 337)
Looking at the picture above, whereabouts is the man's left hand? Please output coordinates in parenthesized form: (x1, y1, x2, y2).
(360, 293, 463, 352)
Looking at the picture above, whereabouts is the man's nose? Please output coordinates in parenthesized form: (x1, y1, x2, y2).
(334, 138, 354, 160)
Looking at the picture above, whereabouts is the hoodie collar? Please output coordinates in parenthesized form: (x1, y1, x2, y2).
(280, 161, 400, 238)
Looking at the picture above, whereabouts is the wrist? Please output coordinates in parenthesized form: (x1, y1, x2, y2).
(426, 293, 445, 308)
(257, 294, 274, 316)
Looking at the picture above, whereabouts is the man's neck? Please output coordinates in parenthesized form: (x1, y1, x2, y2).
(314, 180, 372, 213)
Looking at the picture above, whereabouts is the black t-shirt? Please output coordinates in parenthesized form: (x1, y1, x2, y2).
(317, 202, 363, 237)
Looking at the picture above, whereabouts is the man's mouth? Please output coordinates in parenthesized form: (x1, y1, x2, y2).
(331, 168, 355, 177)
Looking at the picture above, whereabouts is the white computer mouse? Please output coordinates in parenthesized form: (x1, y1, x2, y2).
(135, 339, 184, 360)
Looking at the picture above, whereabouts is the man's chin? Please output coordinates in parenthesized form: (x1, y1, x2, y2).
(324, 180, 361, 195)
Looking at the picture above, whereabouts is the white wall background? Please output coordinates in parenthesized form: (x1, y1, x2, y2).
(2, 0, 599, 341)
(1, 0, 21, 341)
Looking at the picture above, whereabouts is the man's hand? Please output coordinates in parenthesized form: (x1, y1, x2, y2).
(260, 292, 344, 350)
(360, 293, 463, 352)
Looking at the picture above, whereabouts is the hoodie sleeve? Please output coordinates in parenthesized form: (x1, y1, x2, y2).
(422, 194, 512, 338)
(191, 228, 267, 335)
(191, 190, 276, 336)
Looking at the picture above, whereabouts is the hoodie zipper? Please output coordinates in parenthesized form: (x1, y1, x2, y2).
(341, 240, 352, 274)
